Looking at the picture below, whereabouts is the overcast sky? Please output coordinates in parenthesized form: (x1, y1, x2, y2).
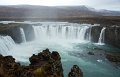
(0, 0, 120, 11)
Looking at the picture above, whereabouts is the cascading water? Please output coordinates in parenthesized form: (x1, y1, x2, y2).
(32, 24, 90, 42)
(0, 22, 119, 77)
(0, 35, 15, 55)
(88, 26, 92, 41)
(79, 26, 90, 41)
(98, 27, 106, 45)
(20, 27, 26, 42)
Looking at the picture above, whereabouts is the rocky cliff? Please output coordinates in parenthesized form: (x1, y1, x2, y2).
(105, 26, 120, 48)
(0, 49, 83, 77)
(90, 25, 120, 48)
(0, 23, 35, 43)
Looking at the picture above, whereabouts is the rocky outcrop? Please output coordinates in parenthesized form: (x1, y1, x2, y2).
(29, 48, 64, 77)
(0, 49, 64, 77)
(87, 51, 94, 55)
(0, 49, 82, 77)
(68, 65, 83, 77)
(106, 52, 120, 62)
(0, 54, 23, 77)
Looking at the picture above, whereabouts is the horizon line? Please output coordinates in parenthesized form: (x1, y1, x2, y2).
(0, 4, 120, 11)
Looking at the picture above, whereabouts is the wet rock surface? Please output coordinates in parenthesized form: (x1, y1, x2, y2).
(87, 51, 94, 55)
(0, 23, 35, 43)
(29, 48, 64, 77)
(89, 25, 120, 48)
(91, 26, 103, 42)
(106, 52, 120, 62)
(0, 49, 82, 77)
(68, 65, 83, 77)
(0, 49, 63, 77)
(105, 26, 120, 48)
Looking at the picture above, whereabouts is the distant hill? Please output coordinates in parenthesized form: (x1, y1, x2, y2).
(0, 5, 120, 19)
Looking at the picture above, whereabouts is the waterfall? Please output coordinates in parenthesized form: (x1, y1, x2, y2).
(88, 27, 92, 41)
(32, 24, 90, 42)
(98, 27, 106, 45)
(79, 26, 89, 41)
(33, 25, 47, 40)
(0, 35, 15, 55)
(20, 27, 26, 42)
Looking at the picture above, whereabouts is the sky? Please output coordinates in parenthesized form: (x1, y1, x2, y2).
(0, 0, 120, 11)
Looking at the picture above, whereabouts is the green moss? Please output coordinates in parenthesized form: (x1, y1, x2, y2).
(34, 67, 46, 77)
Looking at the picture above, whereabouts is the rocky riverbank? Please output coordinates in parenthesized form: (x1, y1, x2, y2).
(0, 49, 83, 77)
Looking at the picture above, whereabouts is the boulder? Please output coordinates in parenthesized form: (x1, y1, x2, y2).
(29, 49, 64, 77)
(87, 51, 94, 55)
(68, 65, 83, 77)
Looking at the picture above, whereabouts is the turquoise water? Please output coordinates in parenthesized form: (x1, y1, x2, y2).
(8, 41, 120, 77)
(61, 43, 120, 77)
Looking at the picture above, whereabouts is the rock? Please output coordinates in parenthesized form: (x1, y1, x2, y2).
(29, 49, 64, 77)
(106, 52, 120, 62)
(87, 52, 94, 55)
(91, 26, 103, 42)
(0, 49, 64, 77)
(4, 56, 15, 63)
(41, 48, 51, 60)
(89, 26, 120, 48)
(68, 65, 83, 77)
(0, 49, 83, 77)
(0, 55, 24, 77)
(105, 26, 120, 48)
(51, 51, 61, 60)
(0, 23, 35, 43)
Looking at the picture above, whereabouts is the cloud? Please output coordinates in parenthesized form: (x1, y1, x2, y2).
(0, 0, 120, 11)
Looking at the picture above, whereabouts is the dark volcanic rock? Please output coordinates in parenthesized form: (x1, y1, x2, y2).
(29, 48, 63, 77)
(91, 26, 103, 42)
(0, 55, 24, 77)
(90, 25, 120, 48)
(105, 26, 120, 48)
(0, 49, 64, 77)
(0, 49, 83, 77)
(68, 65, 83, 77)
(106, 52, 120, 62)
(87, 51, 94, 55)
